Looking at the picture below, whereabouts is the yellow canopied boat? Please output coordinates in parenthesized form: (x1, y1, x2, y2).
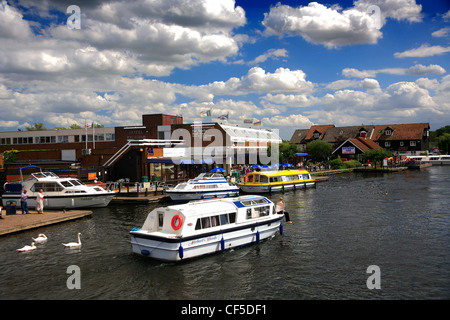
(238, 169, 316, 194)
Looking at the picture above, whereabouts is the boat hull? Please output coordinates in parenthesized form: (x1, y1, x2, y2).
(239, 181, 316, 194)
(1, 192, 116, 209)
(130, 216, 283, 262)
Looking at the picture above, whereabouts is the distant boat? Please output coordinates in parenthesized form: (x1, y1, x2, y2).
(2, 166, 116, 209)
(130, 195, 283, 261)
(166, 172, 239, 202)
(238, 169, 316, 194)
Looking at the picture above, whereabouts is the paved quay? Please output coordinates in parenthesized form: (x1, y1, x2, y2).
(0, 209, 92, 236)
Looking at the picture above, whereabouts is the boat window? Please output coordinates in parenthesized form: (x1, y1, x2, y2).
(158, 212, 164, 229)
(211, 216, 219, 227)
(61, 181, 74, 187)
(247, 175, 253, 183)
(201, 217, 211, 228)
(270, 176, 280, 183)
(229, 212, 236, 223)
(260, 206, 270, 217)
(70, 179, 83, 186)
(254, 175, 260, 183)
(260, 175, 268, 183)
(246, 209, 252, 219)
(195, 219, 202, 230)
(220, 214, 228, 225)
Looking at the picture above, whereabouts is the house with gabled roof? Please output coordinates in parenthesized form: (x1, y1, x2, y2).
(290, 122, 430, 157)
(332, 136, 382, 160)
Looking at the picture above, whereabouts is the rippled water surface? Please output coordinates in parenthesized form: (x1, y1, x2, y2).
(1, 166, 449, 299)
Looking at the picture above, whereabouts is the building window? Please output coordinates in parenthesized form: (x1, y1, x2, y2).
(410, 141, 416, 146)
(313, 132, 320, 139)
(58, 135, 69, 143)
(400, 141, 404, 146)
(385, 141, 391, 147)
(385, 129, 392, 136)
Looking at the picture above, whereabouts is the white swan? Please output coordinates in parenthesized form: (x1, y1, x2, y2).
(17, 242, 36, 252)
(62, 233, 81, 249)
(32, 233, 47, 243)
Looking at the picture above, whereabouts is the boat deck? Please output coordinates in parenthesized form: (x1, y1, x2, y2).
(0, 209, 92, 236)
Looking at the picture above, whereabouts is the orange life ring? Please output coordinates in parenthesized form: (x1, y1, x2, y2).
(171, 215, 183, 230)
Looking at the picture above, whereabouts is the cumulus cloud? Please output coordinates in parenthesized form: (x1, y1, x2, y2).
(262, 2, 382, 48)
(261, 0, 422, 48)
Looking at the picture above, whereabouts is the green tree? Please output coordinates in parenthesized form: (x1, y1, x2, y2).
(3, 150, 18, 163)
(361, 149, 392, 168)
(26, 122, 47, 131)
(306, 140, 333, 162)
(267, 141, 300, 164)
(437, 133, 450, 154)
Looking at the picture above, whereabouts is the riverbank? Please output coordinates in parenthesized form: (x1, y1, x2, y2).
(0, 209, 92, 236)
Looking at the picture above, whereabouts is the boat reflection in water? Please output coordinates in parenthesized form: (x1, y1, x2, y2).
(130, 195, 284, 262)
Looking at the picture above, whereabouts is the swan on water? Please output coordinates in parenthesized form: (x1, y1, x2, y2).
(32, 234, 47, 243)
(62, 233, 81, 248)
(17, 242, 36, 252)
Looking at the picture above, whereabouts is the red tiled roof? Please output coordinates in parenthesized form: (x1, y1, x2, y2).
(371, 123, 429, 141)
(305, 125, 334, 140)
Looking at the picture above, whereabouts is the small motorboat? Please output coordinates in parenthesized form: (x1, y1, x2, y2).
(130, 195, 284, 262)
(165, 172, 239, 202)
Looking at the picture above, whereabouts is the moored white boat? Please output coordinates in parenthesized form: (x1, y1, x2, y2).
(130, 195, 284, 261)
(238, 169, 316, 194)
(2, 166, 116, 209)
(165, 172, 239, 202)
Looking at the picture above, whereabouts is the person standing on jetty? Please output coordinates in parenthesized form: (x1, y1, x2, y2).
(36, 189, 44, 214)
(21, 189, 29, 214)
(277, 197, 292, 223)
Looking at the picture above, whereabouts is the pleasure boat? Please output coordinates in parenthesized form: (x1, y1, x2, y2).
(2, 166, 116, 209)
(165, 172, 239, 202)
(238, 169, 316, 194)
(130, 195, 284, 261)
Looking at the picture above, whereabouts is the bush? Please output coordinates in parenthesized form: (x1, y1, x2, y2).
(330, 158, 344, 169)
(343, 160, 362, 168)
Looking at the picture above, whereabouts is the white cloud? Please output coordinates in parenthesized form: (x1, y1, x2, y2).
(261, 0, 422, 49)
(432, 27, 450, 38)
(262, 2, 383, 48)
(342, 64, 446, 78)
(394, 44, 450, 58)
(250, 48, 288, 65)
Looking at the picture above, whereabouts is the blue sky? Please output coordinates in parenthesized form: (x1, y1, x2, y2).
(0, 0, 449, 139)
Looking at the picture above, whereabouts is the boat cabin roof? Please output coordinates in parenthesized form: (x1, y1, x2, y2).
(246, 169, 310, 177)
(165, 195, 272, 217)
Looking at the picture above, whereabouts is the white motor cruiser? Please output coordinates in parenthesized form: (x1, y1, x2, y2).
(130, 195, 284, 262)
(165, 172, 239, 202)
(2, 166, 116, 209)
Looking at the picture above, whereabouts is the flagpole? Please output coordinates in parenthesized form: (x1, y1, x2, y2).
(85, 119, 88, 150)
(92, 121, 95, 150)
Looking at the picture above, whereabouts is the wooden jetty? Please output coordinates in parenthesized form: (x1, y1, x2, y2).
(0, 209, 92, 236)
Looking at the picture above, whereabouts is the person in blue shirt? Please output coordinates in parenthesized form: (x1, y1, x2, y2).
(21, 189, 29, 214)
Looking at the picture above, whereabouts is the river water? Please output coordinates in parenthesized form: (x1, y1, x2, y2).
(1, 166, 449, 300)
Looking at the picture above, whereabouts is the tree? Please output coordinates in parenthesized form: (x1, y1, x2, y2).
(306, 140, 333, 162)
(361, 149, 392, 168)
(26, 123, 47, 131)
(267, 141, 300, 164)
(437, 133, 450, 154)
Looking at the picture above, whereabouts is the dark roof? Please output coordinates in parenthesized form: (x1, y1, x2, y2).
(290, 129, 309, 144)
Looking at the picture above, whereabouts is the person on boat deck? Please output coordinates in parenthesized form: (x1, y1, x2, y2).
(36, 189, 44, 214)
(276, 197, 292, 223)
(21, 189, 29, 214)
